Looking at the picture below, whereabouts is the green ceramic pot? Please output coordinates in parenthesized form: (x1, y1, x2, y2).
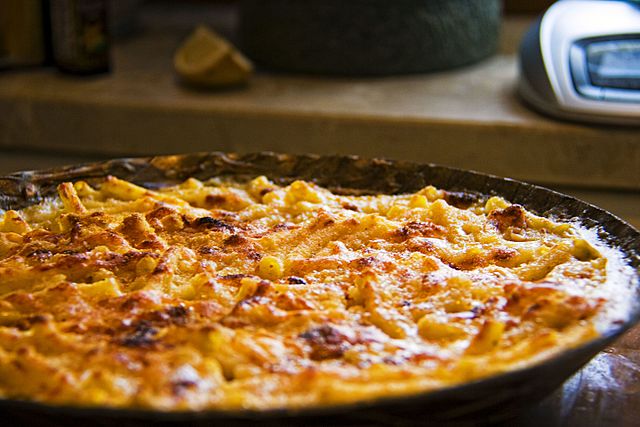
(239, 0, 502, 75)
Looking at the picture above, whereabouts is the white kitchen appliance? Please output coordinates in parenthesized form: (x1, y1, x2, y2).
(518, 0, 640, 125)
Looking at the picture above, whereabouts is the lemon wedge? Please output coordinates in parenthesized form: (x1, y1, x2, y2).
(174, 25, 253, 88)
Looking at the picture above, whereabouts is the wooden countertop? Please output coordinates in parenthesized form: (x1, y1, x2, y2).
(0, 3, 638, 191)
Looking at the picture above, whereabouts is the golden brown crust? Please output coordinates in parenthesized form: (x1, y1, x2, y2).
(0, 175, 623, 410)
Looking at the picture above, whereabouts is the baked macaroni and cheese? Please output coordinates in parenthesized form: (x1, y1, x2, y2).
(0, 175, 634, 410)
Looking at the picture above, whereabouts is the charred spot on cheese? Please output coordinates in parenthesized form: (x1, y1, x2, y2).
(246, 250, 263, 261)
(146, 207, 184, 231)
(354, 256, 377, 268)
(272, 222, 298, 231)
(394, 221, 445, 240)
(491, 247, 518, 262)
(220, 273, 249, 281)
(0, 175, 627, 412)
(251, 280, 272, 298)
(142, 304, 191, 326)
(199, 246, 219, 255)
(26, 248, 53, 260)
(223, 234, 247, 246)
(2, 314, 50, 331)
(405, 237, 437, 254)
(341, 202, 360, 212)
(204, 194, 227, 207)
(193, 216, 235, 231)
(119, 320, 159, 348)
(146, 206, 177, 221)
(488, 205, 527, 232)
(300, 325, 350, 360)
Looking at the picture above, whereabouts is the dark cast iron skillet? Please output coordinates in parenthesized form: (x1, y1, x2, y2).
(0, 152, 638, 427)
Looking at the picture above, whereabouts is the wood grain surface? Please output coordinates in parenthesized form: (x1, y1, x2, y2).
(507, 324, 640, 427)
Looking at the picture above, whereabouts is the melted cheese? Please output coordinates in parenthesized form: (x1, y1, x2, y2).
(0, 175, 633, 410)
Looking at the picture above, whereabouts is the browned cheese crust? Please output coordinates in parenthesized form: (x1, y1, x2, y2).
(0, 176, 618, 410)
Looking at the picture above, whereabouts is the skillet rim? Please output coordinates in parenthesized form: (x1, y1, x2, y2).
(0, 151, 638, 422)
